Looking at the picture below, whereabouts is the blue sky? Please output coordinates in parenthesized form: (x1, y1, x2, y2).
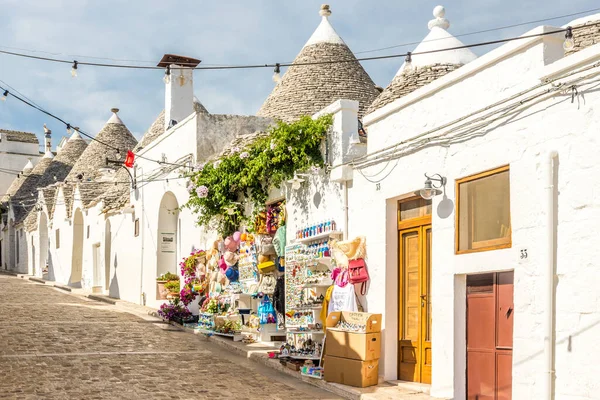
(1, 0, 598, 151)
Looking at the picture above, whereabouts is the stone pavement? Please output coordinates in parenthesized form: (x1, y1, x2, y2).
(0, 274, 340, 400)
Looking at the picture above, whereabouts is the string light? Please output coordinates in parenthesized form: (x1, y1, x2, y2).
(163, 65, 171, 84)
(0, 23, 593, 77)
(273, 63, 281, 83)
(71, 60, 78, 77)
(66, 123, 71, 134)
(404, 51, 413, 72)
(564, 26, 575, 50)
(1, 90, 7, 101)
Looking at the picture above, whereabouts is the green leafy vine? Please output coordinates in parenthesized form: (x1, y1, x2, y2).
(183, 115, 332, 235)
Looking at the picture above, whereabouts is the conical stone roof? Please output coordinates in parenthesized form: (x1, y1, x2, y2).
(23, 131, 88, 231)
(257, 4, 379, 122)
(10, 154, 54, 225)
(367, 6, 477, 114)
(66, 109, 138, 184)
(65, 109, 137, 207)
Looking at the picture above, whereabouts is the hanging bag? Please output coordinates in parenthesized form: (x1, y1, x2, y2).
(348, 258, 369, 295)
(333, 268, 349, 288)
(258, 295, 276, 324)
(259, 236, 276, 256)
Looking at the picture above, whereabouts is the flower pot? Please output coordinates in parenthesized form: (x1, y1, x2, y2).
(166, 292, 180, 300)
(156, 280, 168, 300)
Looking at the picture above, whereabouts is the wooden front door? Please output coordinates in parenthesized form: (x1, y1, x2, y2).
(467, 272, 514, 400)
(398, 224, 432, 383)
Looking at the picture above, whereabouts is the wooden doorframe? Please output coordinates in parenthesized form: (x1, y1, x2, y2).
(398, 211, 432, 383)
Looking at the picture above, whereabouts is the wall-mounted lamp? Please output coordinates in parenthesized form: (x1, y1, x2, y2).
(416, 173, 446, 200)
(287, 173, 309, 190)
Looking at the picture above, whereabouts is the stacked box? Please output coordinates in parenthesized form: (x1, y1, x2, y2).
(324, 311, 382, 388)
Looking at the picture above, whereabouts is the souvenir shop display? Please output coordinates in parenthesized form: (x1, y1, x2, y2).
(295, 219, 339, 240)
(175, 200, 287, 343)
(284, 238, 338, 360)
(238, 239, 258, 282)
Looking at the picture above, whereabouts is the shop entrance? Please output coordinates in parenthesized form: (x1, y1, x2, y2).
(397, 197, 432, 383)
(466, 272, 514, 399)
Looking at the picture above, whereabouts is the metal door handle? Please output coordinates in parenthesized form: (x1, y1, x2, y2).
(505, 306, 513, 318)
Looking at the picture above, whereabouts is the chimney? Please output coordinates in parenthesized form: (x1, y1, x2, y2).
(157, 54, 201, 131)
(43, 124, 52, 153)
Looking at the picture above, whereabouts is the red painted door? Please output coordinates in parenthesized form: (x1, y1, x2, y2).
(467, 272, 514, 400)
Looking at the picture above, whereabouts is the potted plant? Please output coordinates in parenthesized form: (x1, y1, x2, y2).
(157, 272, 178, 300)
(164, 280, 181, 300)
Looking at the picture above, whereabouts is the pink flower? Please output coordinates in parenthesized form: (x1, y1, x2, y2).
(187, 182, 195, 193)
(195, 185, 209, 198)
(239, 151, 249, 159)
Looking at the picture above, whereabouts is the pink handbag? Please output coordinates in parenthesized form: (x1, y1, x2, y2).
(348, 259, 369, 295)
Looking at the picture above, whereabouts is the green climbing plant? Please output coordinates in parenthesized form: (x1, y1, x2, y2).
(184, 115, 332, 235)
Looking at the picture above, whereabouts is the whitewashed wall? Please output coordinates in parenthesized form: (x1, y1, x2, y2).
(47, 187, 75, 286)
(356, 33, 600, 399)
(0, 135, 41, 196)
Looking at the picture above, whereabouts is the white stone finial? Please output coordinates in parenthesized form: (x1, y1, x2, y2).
(428, 5, 450, 30)
(319, 4, 331, 17)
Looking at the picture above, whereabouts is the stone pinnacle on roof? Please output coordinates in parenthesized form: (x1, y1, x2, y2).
(367, 5, 478, 114)
(396, 5, 477, 76)
(23, 158, 34, 174)
(303, 4, 345, 47)
(257, 4, 379, 121)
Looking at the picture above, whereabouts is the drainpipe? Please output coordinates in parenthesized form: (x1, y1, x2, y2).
(139, 167, 146, 306)
(543, 151, 558, 400)
(342, 181, 349, 240)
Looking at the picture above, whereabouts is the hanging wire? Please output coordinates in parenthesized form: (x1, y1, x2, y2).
(0, 24, 594, 71)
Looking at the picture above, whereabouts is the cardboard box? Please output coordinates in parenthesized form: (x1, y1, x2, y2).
(326, 330, 380, 361)
(324, 355, 379, 388)
(326, 311, 382, 333)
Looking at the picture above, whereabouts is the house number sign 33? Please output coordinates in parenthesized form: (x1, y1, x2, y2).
(520, 249, 528, 260)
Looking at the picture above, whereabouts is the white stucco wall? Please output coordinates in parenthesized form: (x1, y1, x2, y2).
(353, 36, 600, 399)
(0, 135, 41, 196)
(47, 187, 76, 286)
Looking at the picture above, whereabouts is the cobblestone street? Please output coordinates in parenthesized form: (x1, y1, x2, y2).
(0, 274, 339, 400)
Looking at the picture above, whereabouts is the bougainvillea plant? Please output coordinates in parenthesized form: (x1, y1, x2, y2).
(184, 115, 333, 235)
(157, 298, 191, 322)
(179, 249, 206, 278)
(178, 249, 207, 306)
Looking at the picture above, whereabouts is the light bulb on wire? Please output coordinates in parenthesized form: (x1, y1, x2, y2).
(563, 26, 575, 51)
(163, 65, 171, 84)
(404, 52, 413, 72)
(273, 63, 282, 83)
(66, 124, 72, 134)
(71, 61, 78, 77)
(1, 90, 7, 102)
